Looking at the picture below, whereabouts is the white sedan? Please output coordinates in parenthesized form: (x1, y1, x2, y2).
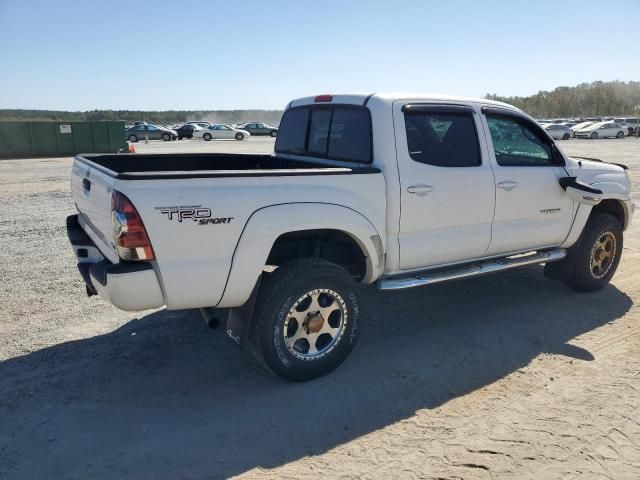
(570, 121, 594, 137)
(193, 124, 251, 141)
(574, 122, 626, 139)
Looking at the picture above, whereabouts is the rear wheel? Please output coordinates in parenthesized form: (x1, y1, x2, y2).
(591, 132, 599, 139)
(128, 134, 138, 143)
(564, 213, 623, 292)
(203, 133, 212, 141)
(235, 132, 244, 141)
(249, 258, 361, 381)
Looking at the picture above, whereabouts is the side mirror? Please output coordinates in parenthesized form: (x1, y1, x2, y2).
(559, 177, 603, 206)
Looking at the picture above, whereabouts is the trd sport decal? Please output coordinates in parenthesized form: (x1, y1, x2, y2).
(155, 205, 233, 225)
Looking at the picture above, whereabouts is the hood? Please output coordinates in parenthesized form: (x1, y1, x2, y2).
(564, 157, 631, 198)
(577, 123, 602, 132)
(571, 122, 592, 131)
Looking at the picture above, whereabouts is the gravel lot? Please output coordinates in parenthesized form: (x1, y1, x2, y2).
(1, 137, 639, 479)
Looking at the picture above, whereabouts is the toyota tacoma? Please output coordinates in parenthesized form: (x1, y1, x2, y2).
(67, 93, 634, 381)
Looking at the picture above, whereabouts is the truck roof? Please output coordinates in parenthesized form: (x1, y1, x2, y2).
(289, 93, 521, 113)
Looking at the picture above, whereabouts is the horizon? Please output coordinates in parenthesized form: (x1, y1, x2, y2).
(1, 0, 639, 111)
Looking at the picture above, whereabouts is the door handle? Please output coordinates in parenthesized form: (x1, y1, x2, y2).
(82, 178, 92, 192)
(497, 181, 518, 191)
(407, 185, 434, 196)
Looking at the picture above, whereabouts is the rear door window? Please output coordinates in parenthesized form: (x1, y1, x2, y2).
(404, 111, 481, 167)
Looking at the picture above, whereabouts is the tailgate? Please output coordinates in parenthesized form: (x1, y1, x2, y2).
(71, 157, 120, 263)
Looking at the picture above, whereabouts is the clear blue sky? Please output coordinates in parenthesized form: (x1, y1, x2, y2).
(1, 0, 638, 111)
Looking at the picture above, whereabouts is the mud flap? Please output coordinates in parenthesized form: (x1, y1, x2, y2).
(225, 277, 262, 349)
(544, 225, 585, 282)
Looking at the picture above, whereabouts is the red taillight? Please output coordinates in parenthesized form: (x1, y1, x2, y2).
(111, 191, 155, 261)
(314, 94, 333, 103)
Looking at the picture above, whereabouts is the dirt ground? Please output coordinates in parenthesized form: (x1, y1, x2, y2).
(1, 137, 639, 480)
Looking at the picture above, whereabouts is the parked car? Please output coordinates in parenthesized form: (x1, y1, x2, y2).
(125, 124, 177, 142)
(574, 122, 626, 139)
(175, 124, 201, 140)
(67, 93, 634, 382)
(570, 121, 594, 137)
(624, 118, 639, 135)
(237, 122, 278, 137)
(544, 123, 572, 140)
(194, 124, 250, 141)
(613, 118, 638, 136)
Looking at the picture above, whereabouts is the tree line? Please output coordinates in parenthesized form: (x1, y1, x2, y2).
(2, 81, 639, 123)
(0, 109, 284, 126)
(485, 80, 640, 119)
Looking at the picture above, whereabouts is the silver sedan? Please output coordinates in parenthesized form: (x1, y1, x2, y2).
(544, 123, 572, 140)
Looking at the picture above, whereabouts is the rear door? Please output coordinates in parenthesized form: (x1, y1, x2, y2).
(70, 159, 119, 262)
(394, 103, 496, 270)
(481, 109, 574, 256)
(145, 125, 161, 140)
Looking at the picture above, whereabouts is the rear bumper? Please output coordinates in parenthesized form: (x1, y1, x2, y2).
(67, 214, 165, 311)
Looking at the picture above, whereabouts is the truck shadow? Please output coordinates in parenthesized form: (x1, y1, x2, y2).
(0, 265, 632, 479)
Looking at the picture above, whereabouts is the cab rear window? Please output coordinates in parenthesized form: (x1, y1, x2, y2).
(275, 105, 372, 163)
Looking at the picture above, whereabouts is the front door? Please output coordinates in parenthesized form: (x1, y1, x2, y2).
(481, 110, 575, 256)
(395, 103, 496, 270)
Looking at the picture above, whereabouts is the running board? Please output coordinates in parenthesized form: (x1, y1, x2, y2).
(378, 249, 567, 291)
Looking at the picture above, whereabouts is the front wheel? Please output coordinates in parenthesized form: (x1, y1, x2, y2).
(616, 131, 624, 138)
(203, 133, 212, 141)
(591, 132, 599, 139)
(565, 213, 623, 292)
(270, 130, 277, 137)
(249, 258, 361, 381)
(162, 133, 170, 141)
(562, 133, 570, 140)
(235, 132, 244, 141)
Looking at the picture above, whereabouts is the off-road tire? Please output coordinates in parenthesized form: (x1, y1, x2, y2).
(249, 258, 361, 382)
(564, 213, 623, 292)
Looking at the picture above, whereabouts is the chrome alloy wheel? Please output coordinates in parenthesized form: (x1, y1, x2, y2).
(283, 289, 347, 361)
(590, 231, 617, 279)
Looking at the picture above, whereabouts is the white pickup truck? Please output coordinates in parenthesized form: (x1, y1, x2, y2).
(67, 93, 634, 381)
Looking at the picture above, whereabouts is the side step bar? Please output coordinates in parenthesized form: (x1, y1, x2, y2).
(378, 248, 567, 291)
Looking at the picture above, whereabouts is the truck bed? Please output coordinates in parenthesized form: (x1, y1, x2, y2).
(76, 153, 380, 179)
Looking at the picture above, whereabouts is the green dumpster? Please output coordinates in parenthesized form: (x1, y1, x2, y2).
(0, 121, 128, 158)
